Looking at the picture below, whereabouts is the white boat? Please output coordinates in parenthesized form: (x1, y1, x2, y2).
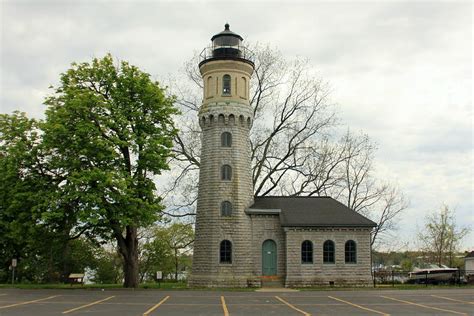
(408, 264, 458, 283)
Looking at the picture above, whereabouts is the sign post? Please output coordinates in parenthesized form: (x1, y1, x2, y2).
(11, 259, 17, 285)
(156, 271, 163, 288)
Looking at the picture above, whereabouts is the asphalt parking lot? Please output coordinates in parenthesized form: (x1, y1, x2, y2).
(0, 288, 472, 316)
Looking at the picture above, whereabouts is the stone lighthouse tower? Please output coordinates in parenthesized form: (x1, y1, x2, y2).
(189, 24, 255, 287)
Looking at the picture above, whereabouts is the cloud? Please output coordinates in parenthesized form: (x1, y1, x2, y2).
(1, 0, 472, 250)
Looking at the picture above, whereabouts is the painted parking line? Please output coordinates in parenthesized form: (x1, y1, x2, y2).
(328, 296, 390, 316)
(62, 295, 115, 314)
(142, 295, 170, 316)
(0, 295, 58, 310)
(431, 294, 474, 305)
(0, 294, 6, 296)
(380, 295, 468, 316)
(275, 296, 311, 316)
(221, 296, 229, 316)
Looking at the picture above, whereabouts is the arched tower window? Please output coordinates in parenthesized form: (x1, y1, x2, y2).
(221, 164, 232, 180)
(242, 77, 247, 98)
(301, 240, 313, 264)
(207, 76, 213, 98)
(218, 114, 225, 124)
(221, 201, 232, 216)
(221, 132, 232, 147)
(345, 240, 357, 263)
(223, 74, 231, 95)
(323, 240, 335, 263)
(220, 240, 232, 263)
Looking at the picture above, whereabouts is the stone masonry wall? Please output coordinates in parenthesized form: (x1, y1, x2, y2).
(285, 227, 373, 287)
(189, 59, 255, 287)
(249, 215, 286, 278)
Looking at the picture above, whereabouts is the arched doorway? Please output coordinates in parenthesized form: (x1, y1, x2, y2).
(262, 239, 277, 276)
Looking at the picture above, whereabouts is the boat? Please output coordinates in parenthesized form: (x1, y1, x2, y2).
(408, 264, 458, 284)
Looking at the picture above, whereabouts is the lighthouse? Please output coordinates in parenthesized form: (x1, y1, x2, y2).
(189, 24, 255, 287)
(189, 24, 377, 289)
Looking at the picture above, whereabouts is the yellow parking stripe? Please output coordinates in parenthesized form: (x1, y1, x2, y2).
(275, 296, 311, 316)
(62, 296, 114, 314)
(329, 296, 389, 315)
(0, 295, 58, 310)
(431, 295, 474, 305)
(143, 295, 170, 316)
(381, 295, 468, 315)
(221, 296, 229, 316)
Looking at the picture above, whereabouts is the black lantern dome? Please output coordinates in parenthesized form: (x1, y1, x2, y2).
(199, 23, 254, 68)
(211, 23, 243, 46)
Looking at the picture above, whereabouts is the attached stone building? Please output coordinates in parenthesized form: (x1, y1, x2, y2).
(189, 24, 376, 288)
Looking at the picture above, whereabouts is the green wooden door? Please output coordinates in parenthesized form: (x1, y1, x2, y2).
(262, 239, 277, 276)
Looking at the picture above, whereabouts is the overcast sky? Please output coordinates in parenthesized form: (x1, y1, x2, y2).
(1, 0, 472, 251)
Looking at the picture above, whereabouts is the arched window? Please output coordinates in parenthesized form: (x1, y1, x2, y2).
(223, 74, 231, 95)
(345, 240, 357, 263)
(323, 240, 335, 263)
(207, 76, 213, 98)
(220, 240, 232, 263)
(221, 132, 232, 147)
(241, 77, 247, 98)
(228, 114, 235, 124)
(221, 164, 232, 180)
(218, 114, 225, 124)
(221, 201, 232, 216)
(301, 240, 313, 264)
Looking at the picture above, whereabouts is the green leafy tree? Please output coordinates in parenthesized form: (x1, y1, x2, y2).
(0, 112, 54, 282)
(139, 232, 174, 282)
(0, 112, 104, 283)
(140, 223, 194, 281)
(400, 258, 413, 272)
(418, 204, 470, 267)
(41, 54, 178, 287)
(92, 248, 124, 284)
(155, 223, 194, 280)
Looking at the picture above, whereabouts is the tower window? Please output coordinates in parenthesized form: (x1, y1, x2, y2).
(241, 77, 247, 98)
(221, 164, 232, 180)
(301, 240, 313, 264)
(207, 76, 213, 98)
(223, 74, 231, 95)
(220, 240, 232, 263)
(323, 240, 335, 263)
(221, 132, 232, 147)
(221, 201, 232, 216)
(345, 240, 357, 263)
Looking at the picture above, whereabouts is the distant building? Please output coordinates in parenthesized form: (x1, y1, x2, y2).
(189, 24, 376, 288)
(464, 251, 474, 282)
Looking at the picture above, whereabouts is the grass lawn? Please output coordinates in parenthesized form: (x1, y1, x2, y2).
(0, 282, 188, 290)
(1, 282, 472, 291)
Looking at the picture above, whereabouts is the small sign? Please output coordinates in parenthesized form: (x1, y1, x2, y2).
(156, 271, 163, 280)
(11, 259, 17, 267)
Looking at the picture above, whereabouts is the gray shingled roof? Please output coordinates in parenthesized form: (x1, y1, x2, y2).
(248, 196, 377, 227)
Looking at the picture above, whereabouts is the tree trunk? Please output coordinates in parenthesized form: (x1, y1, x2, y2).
(61, 239, 71, 282)
(123, 254, 139, 288)
(174, 248, 178, 281)
(116, 225, 139, 288)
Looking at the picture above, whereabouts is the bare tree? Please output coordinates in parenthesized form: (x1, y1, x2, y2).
(418, 204, 470, 266)
(330, 131, 409, 247)
(161, 44, 407, 247)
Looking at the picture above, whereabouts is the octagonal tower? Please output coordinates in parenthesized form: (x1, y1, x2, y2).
(189, 24, 255, 287)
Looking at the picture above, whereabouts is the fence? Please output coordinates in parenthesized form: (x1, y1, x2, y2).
(373, 269, 474, 287)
